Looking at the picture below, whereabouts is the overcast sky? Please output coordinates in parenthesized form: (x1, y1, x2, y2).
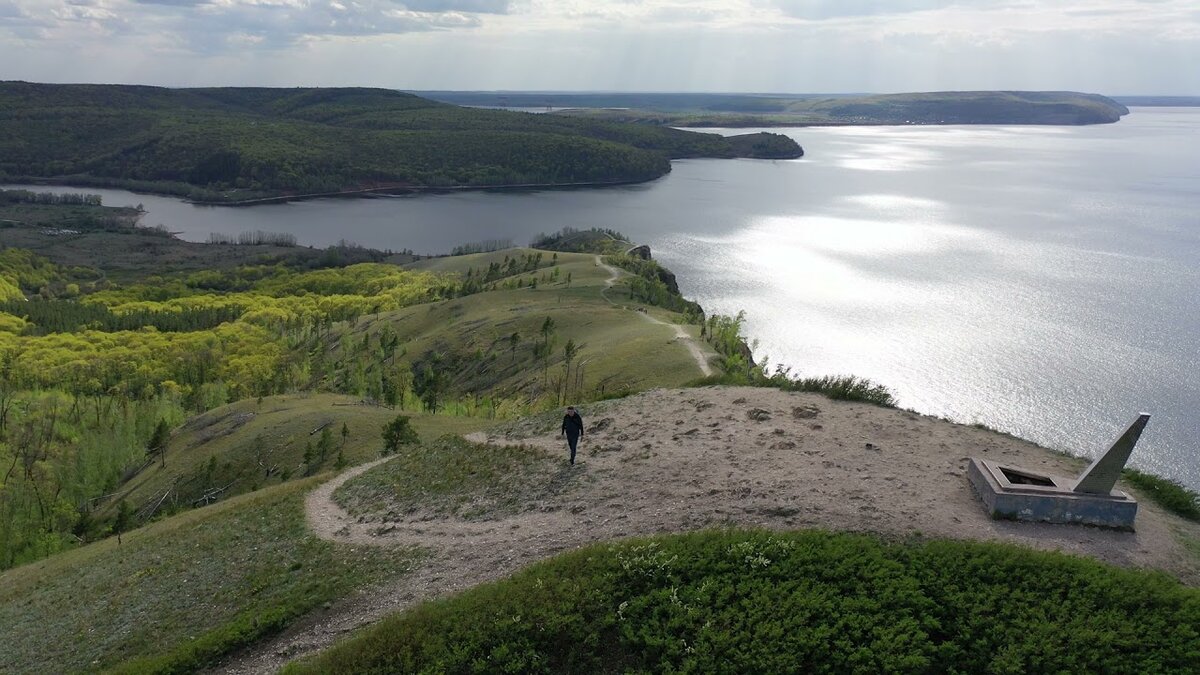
(1, 0, 1196, 94)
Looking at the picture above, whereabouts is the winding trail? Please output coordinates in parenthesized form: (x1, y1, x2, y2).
(595, 255, 714, 377)
(214, 386, 1200, 673)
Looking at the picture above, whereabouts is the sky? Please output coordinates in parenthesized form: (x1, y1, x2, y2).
(0, 0, 1197, 94)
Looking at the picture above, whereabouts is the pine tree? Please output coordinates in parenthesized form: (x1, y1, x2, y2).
(113, 501, 133, 545)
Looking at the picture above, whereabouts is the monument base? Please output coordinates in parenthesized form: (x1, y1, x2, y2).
(967, 458, 1137, 530)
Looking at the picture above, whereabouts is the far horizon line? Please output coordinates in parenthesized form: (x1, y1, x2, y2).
(2, 81, 1199, 98)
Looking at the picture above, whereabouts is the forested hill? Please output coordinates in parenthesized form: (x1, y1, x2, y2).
(0, 82, 801, 203)
(422, 90, 1131, 127)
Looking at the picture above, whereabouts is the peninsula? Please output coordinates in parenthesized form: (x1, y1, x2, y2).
(420, 90, 1131, 127)
(0, 83, 802, 204)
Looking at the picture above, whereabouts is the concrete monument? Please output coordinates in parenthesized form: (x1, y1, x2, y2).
(967, 414, 1150, 529)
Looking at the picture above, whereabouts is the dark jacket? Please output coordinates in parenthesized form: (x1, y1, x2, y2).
(562, 413, 584, 437)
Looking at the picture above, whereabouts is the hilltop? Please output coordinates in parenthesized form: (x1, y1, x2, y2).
(225, 385, 1199, 671)
(0, 82, 801, 203)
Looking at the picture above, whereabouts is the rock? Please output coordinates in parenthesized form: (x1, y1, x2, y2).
(592, 417, 614, 432)
(733, 397, 747, 404)
(747, 408, 771, 422)
(792, 405, 820, 419)
(626, 244, 651, 260)
(770, 441, 797, 450)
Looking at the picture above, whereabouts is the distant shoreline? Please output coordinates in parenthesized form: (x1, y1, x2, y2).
(2, 176, 662, 207)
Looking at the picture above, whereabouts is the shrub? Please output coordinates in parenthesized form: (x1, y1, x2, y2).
(284, 530, 1200, 674)
(1122, 469, 1200, 521)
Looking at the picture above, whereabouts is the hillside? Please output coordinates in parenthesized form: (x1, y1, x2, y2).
(0, 82, 801, 202)
(0, 205, 723, 569)
(95, 394, 495, 524)
(0, 478, 421, 674)
(423, 90, 1130, 127)
(218, 386, 1200, 671)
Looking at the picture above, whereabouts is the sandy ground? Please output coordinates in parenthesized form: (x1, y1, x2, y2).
(214, 386, 1200, 673)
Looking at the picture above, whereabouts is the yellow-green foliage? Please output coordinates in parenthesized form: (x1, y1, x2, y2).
(0, 322, 286, 398)
(0, 248, 62, 292)
(86, 263, 450, 327)
(0, 276, 22, 302)
(0, 310, 25, 333)
(0, 259, 451, 397)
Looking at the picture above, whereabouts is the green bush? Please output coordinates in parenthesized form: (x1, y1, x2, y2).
(285, 530, 1200, 674)
(1123, 469, 1200, 521)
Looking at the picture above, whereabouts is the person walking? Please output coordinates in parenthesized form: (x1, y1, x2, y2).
(561, 405, 584, 465)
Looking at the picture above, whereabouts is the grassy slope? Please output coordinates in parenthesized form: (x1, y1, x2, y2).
(100, 393, 493, 522)
(0, 478, 421, 675)
(95, 249, 708, 523)
(333, 435, 567, 521)
(285, 530, 1200, 674)
(388, 249, 713, 396)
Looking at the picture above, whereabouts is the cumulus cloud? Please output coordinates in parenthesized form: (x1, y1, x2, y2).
(2, 0, 507, 52)
(0, 0, 1197, 92)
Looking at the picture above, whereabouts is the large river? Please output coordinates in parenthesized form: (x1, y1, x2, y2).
(7, 108, 1199, 487)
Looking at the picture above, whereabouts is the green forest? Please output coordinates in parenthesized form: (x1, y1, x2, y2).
(425, 90, 1131, 127)
(0, 83, 801, 202)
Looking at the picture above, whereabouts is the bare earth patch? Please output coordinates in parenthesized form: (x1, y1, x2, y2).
(214, 386, 1200, 673)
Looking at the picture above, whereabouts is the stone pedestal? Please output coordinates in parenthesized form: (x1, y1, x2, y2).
(967, 459, 1138, 529)
(966, 414, 1149, 530)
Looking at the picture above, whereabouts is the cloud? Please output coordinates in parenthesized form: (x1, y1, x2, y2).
(0, 0, 509, 52)
(769, 0, 979, 20)
(401, 0, 511, 13)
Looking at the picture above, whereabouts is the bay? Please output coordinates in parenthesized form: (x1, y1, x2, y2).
(6, 107, 1198, 487)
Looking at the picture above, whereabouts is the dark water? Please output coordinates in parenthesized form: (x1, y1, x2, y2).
(7, 108, 1199, 487)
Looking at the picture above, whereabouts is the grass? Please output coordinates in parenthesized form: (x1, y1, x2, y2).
(0, 478, 422, 674)
(690, 372, 897, 407)
(284, 529, 1200, 674)
(361, 249, 715, 399)
(1122, 468, 1200, 522)
(102, 393, 494, 524)
(333, 436, 564, 520)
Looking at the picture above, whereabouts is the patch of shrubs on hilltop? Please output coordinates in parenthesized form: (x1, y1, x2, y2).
(285, 529, 1200, 674)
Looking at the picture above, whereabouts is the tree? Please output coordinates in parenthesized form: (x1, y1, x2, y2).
(561, 338, 580, 403)
(302, 440, 316, 474)
(113, 500, 133, 545)
(381, 371, 399, 407)
(316, 426, 334, 465)
(508, 331, 520, 364)
(411, 356, 447, 412)
(381, 415, 419, 455)
(147, 418, 171, 468)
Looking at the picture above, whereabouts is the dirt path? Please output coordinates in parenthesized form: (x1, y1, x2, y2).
(595, 255, 714, 377)
(216, 387, 1200, 673)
